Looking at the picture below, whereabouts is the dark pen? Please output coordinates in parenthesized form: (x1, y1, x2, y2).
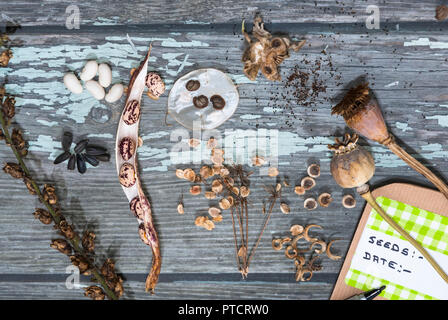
(346, 286, 386, 300)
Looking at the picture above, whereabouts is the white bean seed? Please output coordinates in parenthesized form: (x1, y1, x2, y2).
(63, 73, 83, 94)
(80, 60, 98, 81)
(85, 80, 105, 100)
(105, 83, 124, 103)
(98, 63, 112, 88)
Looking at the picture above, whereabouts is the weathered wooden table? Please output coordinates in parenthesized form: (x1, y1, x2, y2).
(1, 1, 448, 300)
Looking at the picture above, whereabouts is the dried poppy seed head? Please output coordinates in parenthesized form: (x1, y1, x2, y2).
(301, 177, 316, 190)
(304, 198, 317, 210)
(318, 193, 333, 207)
(342, 194, 357, 208)
(307, 164, 320, 178)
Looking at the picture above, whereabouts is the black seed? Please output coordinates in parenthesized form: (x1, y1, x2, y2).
(77, 154, 86, 174)
(86, 145, 108, 156)
(74, 139, 89, 154)
(54, 151, 71, 164)
(94, 153, 111, 162)
(67, 154, 76, 170)
(83, 154, 99, 167)
(62, 132, 73, 151)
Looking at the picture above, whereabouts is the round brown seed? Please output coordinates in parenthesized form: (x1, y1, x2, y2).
(119, 137, 136, 161)
(193, 95, 209, 109)
(210, 95, 226, 110)
(186, 80, 200, 91)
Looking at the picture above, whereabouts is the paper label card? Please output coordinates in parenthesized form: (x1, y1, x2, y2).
(345, 196, 448, 300)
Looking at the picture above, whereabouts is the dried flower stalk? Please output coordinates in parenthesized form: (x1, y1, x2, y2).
(332, 83, 448, 200)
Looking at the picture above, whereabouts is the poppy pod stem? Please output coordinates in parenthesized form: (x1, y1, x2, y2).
(332, 82, 448, 201)
(357, 184, 448, 284)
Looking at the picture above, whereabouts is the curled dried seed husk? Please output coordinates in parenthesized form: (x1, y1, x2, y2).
(188, 138, 200, 148)
(62, 132, 73, 152)
(212, 214, 223, 222)
(240, 186, 250, 198)
(326, 239, 342, 261)
(318, 193, 333, 207)
(231, 186, 239, 196)
(82, 231, 96, 253)
(291, 234, 305, 250)
(219, 167, 230, 177)
(342, 194, 356, 208)
(76, 154, 87, 174)
(195, 216, 207, 226)
(212, 165, 222, 176)
(42, 184, 58, 205)
(276, 183, 282, 192)
(280, 202, 290, 214)
(252, 155, 266, 167)
(59, 220, 76, 239)
(183, 168, 196, 182)
(67, 154, 76, 170)
(50, 239, 72, 255)
(53, 151, 71, 165)
(290, 224, 304, 236)
(175, 169, 184, 179)
(227, 196, 234, 207)
(307, 164, 321, 178)
(200, 165, 213, 179)
(304, 197, 317, 211)
(310, 240, 327, 254)
(301, 177, 316, 190)
(138, 136, 143, 147)
(285, 245, 298, 259)
(238, 245, 247, 257)
(206, 137, 218, 149)
(208, 206, 221, 218)
(3, 162, 24, 179)
(74, 139, 89, 154)
(33, 208, 53, 225)
(203, 219, 215, 231)
(83, 154, 99, 167)
(272, 238, 283, 251)
(297, 267, 313, 282)
(219, 198, 231, 210)
(84, 285, 105, 300)
(190, 185, 201, 196)
(282, 237, 292, 244)
(177, 203, 184, 214)
(204, 191, 217, 199)
(303, 224, 322, 242)
(70, 254, 90, 275)
(268, 167, 279, 177)
(294, 185, 305, 195)
(23, 176, 37, 195)
(119, 163, 137, 188)
(294, 255, 306, 268)
(212, 179, 223, 193)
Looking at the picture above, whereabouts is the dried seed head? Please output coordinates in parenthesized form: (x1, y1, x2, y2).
(183, 168, 196, 182)
(42, 184, 58, 205)
(50, 239, 72, 255)
(224, 176, 234, 187)
(11, 128, 26, 151)
(204, 191, 217, 199)
(23, 177, 36, 195)
(342, 194, 356, 208)
(206, 137, 218, 149)
(219, 198, 231, 210)
(212, 179, 223, 193)
(175, 169, 184, 179)
(252, 155, 266, 167)
(304, 197, 318, 211)
(59, 220, 76, 239)
(32, 208, 53, 225)
(294, 185, 306, 195)
(190, 185, 202, 196)
(188, 138, 200, 148)
(290, 224, 304, 236)
(307, 164, 320, 178)
(70, 254, 90, 275)
(3, 162, 24, 179)
(301, 177, 316, 190)
(240, 186, 250, 197)
(0, 49, 13, 67)
(268, 167, 279, 177)
(200, 165, 213, 179)
(318, 193, 333, 207)
(177, 203, 184, 214)
(82, 231, 96, 253)
(208, 207, 221, 218)
(84, 286, 105, 300)
(280, 202, 290, 214)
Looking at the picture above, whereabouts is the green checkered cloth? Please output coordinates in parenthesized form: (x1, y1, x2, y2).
(345, 196, 448, 300)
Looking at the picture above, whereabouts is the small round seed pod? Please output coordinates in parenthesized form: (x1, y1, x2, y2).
(342, 194, 357, 208)
(219, 198, 231, 210)
(190, 185, 201, 196)
(240, 186, 250, 198)
(280, 202, 290, 214)
(119, 163, 136, 188)
(307, 164, 320, 178)
(290, 224, 304, 236)
(205, 191, 217, 199)
(304, 197, 318, 210)
(175, 169, 184, 179)
(212, 179, 223, 193)
(301, 177, 316, 190)
(119, 137, 136, 161)
(177, 203, 184, 214)
(268, 167, 279, 177)
(186, 80, 200, 91)
(294, 185, 306, 195)
(183, 168, 196, 182)
(129, 196, 144, 220)
(208, 207, 221, 218)
(146, 72, 165, 100)
(210, 95, 226, 110)
(193, 95, 209, 109)
(318, 193, 333, 207)
(123, 99, 141, 125)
